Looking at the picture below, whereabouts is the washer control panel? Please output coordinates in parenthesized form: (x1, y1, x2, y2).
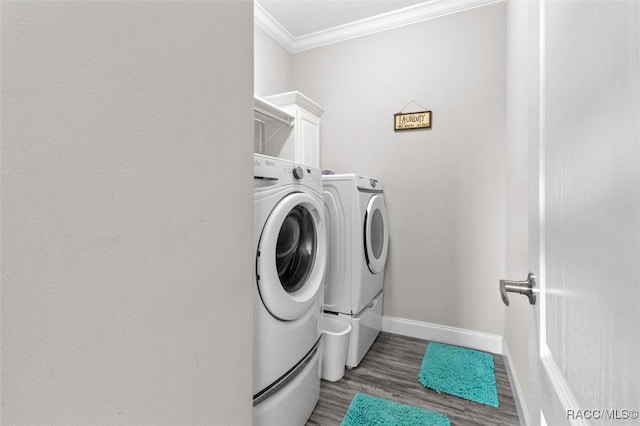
(254, 154, 322, 192)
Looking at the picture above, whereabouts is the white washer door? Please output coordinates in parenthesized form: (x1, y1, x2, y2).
(364, 194, 389, 274)
(257, 192, 327, 320)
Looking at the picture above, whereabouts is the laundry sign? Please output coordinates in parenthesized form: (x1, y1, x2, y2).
(394, 111, 432, 131)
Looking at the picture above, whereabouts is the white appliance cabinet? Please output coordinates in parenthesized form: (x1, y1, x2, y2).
(263, 91, 324, 168)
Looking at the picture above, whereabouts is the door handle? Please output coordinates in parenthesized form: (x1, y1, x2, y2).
(500, 273, 536, 306)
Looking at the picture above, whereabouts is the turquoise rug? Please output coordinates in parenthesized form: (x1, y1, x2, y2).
(418, 342, 499, 407)
(340, 393, 450, 426)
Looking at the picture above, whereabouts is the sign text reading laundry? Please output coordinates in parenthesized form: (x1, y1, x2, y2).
(394, 111, 432, 131)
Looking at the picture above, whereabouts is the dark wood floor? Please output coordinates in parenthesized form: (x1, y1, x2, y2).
(307, 332, 520, 426)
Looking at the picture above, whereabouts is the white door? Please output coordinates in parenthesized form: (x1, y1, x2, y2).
(364, 194, 389, 274)
(527, 1, 640, 424)
(257, 192, 327, 320)
(295, 108, 321, 167)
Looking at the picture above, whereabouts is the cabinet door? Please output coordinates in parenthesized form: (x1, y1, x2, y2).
(295, 108, 320, 167)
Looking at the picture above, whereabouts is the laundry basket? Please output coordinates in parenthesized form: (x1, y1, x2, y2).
(320, 315, 352, 382)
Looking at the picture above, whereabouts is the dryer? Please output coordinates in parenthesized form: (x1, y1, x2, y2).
(253, 154, 326, 426)
(322, 174, 389, 368)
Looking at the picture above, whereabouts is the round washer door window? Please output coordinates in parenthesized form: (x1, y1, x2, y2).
(276, 205, 316, 293)
(364, 194, 389, 274)
(257, 192, 327, 320)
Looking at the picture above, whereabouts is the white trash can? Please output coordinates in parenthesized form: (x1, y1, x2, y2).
(320, 315, 352, 382)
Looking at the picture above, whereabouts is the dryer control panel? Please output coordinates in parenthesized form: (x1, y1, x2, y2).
(356, 175, 384, 192)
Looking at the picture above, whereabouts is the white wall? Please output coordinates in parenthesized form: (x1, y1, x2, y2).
(504, 0, 531, 420)
(292, 4, 507, 334)
(254, 25, 294, 97)
(1, 2, 253, 425)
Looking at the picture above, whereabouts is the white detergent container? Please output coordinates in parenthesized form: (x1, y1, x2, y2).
(320, 315, 352, 382)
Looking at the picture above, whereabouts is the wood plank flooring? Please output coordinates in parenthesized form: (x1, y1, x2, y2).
(307, 332, 520, 426)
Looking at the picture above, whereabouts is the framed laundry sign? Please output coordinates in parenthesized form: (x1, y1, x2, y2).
(394, 110, 432, 131)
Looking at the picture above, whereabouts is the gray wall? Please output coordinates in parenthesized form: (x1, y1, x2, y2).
(255, 25, 294, 97)
(292, 4, 507, 334)
(1, 2, 253, 424)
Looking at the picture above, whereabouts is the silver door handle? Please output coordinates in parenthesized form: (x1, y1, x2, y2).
(500, 273, 536, 306)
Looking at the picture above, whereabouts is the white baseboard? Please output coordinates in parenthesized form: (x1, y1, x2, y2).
(502, 341, 530, 426)
(382, 315, 504, 354)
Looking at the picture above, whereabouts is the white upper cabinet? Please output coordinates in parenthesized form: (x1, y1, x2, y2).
(262, 91, 324, 168)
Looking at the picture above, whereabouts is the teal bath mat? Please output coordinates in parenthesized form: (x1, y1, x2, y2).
(418, 342, 499, 407)
(340, 393, 450, 426)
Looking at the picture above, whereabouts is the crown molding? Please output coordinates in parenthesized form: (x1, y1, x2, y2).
(254, 2, 296, 51)
(255, 0, 504, 54)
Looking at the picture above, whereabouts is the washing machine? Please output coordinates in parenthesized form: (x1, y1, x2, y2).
(322, 174, 389, 368)
(253, 154, 326, 426)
